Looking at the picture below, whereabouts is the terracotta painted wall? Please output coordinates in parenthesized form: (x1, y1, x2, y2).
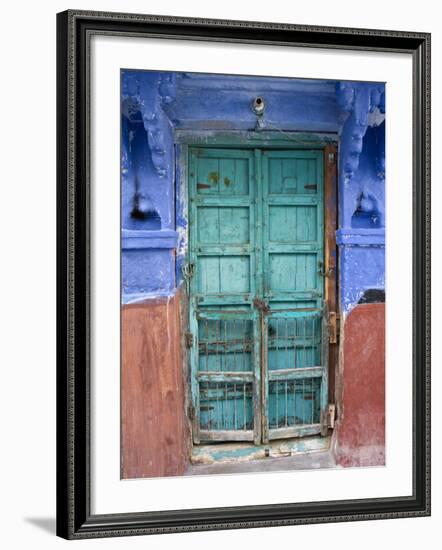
(121, 291, 188, 479)
(332, 302, 385, 467)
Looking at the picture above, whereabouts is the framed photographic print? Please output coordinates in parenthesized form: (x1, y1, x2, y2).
(56, 9, 431, 539)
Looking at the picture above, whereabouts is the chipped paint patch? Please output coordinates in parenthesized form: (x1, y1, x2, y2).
(208, 171, 219, 184)
(191, 436, 330, 465)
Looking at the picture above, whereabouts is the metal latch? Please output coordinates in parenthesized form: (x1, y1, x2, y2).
(304, 184, 317, 191)
(253, 297, 270, 313)
(182, 263, 195, 296)
(182, 262, 195, 280)
(329, 311, 339, 344)
(185, 331, 194, 348)
(327, 404, 336, 429)
(320, 404, 336, 435)
(318, 261, 334, 278)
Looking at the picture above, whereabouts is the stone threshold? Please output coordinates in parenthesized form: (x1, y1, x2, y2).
(190, 435, 331, 466)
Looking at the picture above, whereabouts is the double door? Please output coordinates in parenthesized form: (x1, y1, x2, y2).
(187, 147, 328, 444)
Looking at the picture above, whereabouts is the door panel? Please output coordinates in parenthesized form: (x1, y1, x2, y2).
(197, 206, 250, 244)
(189, 146, 328, 445)
(262, 150, 325, 441)
(196, 313, 258, 442)
(267, 153, 319, 195)
(268, 253, 318, 291)
(197, 317, 254, 373)
(194, 310, 261, 443)
(267, 314, 322, 372)
(195, 151, 250, 196)
(262, 150, 324, 306)
(262, 309, 328, 441)
(189, 148, 260, 444)
(268, 205, 318, 242)
(197, 255, 251, 294)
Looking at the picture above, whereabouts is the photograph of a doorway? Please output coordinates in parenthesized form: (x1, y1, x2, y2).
(121, 70, 386, 479)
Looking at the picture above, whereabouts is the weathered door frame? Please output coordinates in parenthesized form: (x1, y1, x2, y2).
(175, 131, 339, 447)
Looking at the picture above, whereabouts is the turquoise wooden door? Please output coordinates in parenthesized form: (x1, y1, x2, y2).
(188, 147, 327, 445)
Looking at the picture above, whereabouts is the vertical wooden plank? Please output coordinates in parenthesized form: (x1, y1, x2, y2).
(200, 156, 220, 194)
(259, 150, 270, 442)
(261, 314, 269, 443)
(316, 150, 325, 310)
(253, 148, 263, 445)
(188, 148, 200, 444)
(324, 144, 338, 404)
(267, 157, 279, 194)
(219, 157, 235, 195)
(321, 302, 330, 434)
(297, 158, 306, 193)
(313, 149, 327, 418)
(234, 157, 248, 195)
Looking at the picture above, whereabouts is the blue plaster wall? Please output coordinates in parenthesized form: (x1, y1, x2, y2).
(121, 71, 177, 301)
(336, 81, 385, 314)
(121, 70, 385, 314)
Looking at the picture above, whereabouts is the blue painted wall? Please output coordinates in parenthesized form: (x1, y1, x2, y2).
(121, 71, 177, 301)
(335, 81, 385, 313)
(121, 70, 385, 314)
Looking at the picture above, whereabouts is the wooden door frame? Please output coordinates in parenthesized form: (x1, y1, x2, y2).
(323, 143, 338, 408)
(176, 131, 339, 445)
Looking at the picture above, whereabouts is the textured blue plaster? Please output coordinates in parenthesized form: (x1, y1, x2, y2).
(121, 70, 175, 232)
(339, 125, 385, 229)
(338, 118, 385, 315)
(339, 246, 385, 314)
(121, 71, 385, 311)
(175, 144, 187, 285)
(122, 249, 175, 297)
(122, 229, 178, 250)
(166, 91, 339, 132)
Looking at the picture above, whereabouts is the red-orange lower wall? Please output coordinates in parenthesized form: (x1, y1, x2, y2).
(332, 302, 385, 467)
(121, 295, 384, 476)
(121, 291, 188, 479)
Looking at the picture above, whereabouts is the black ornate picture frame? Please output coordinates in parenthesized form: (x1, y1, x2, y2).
(56, 10, 430, 539)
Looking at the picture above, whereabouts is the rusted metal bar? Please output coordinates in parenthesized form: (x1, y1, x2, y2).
(197, 372, 254, 382)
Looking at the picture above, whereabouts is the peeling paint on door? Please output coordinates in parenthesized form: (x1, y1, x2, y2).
(188, 147, 328, 445)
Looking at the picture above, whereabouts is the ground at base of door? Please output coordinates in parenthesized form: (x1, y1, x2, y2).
(186, 448, 337, 476)
(189, 435, 332, 469)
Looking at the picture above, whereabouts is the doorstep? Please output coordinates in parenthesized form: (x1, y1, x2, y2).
(190, 435, 331, 466)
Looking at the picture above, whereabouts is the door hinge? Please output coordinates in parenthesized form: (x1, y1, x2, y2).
(185, 331, 194, 348)
(320, 404, 336, 435)
(329, 311, 340, 344)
